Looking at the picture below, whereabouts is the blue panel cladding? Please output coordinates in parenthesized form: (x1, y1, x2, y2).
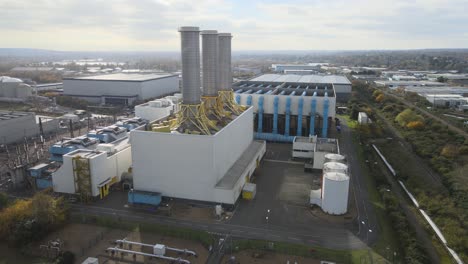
(36, 177, 52, 189)
(310, 97, 317, 136)
(255, 133, 295, 142)
(128, 190, 161, 206)
(258, 96, 264, 133)
(285, 97, 291, 136)
(322, 96, 329, 137)
(235, 95, 241, 104)
(297, 97, 304, 136)
(247, 95, 252, 106)
(273, 96, 279, 134)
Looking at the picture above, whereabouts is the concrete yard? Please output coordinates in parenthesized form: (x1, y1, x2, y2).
(229, 143, 358, 248)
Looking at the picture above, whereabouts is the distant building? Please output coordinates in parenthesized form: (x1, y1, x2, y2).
(63, 73, 180, 105)
(0, 112, 59, 144)
(238, 73, 351, 102)
(272, 63, 328, 73)
(374, 80, 446, 88)
(424, 94, 468, 108)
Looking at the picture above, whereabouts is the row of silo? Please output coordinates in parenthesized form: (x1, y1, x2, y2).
(321, 153, 350, 215)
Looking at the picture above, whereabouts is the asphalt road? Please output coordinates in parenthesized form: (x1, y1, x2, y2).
(338, 117, 379, 246)
(71, 203, 365, 250)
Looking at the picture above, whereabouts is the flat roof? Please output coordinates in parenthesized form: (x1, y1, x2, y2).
(216, 140, 265, 189)
(249, 74, 351, 85)
(0, 111, 33, 121)
(65, 73, 177, 82)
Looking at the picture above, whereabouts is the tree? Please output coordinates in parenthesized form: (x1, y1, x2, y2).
(395, 109, 424, 127)
(0, 192, 8, 210)
(406, 121, 425, 130)
(441, 145, 459, 159)
(437, 76, 448, 83)
(375, 94, 385, 103)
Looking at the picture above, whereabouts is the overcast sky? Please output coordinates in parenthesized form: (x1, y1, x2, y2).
(1, 0, 467, 51)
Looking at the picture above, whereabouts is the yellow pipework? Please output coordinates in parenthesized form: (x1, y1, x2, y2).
(218, 90, 245, 115)
(170, 102, 219, 135)
(202, 96, 223, 120)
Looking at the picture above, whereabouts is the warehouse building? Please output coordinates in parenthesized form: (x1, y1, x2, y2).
(63, 73, 179, 105)
(272, 63, 328, 72)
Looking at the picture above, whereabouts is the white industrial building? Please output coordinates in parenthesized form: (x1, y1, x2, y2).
(131, 107, 266, 204)
(0, 76, 33, 101)
(292, 136, 340, 169)
(374, 80, 447, 88)
(238, 74, 351, 102)
(0, 111, 59, 145)
(424, 94, 468, 108)
(232, 74, 346, 141)
(63, 73, 180, 105)
(129, 26, 266, 205)
(134, 94, 182, 122)
(52, 138, 132, 199)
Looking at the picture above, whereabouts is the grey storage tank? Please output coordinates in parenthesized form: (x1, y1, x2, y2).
(179, 26, 201, 105)
(201, 30, 218, 96)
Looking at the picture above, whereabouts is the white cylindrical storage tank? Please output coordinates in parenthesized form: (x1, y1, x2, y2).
(324, 153, 346, 164)
(16, 83, 32, 98)
(321, 172, 350, 215)
(323, 162, 348, 174)
(2, 82, 18, 98)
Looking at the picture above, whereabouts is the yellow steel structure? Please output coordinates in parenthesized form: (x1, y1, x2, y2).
(170, 102, 219, 135)
(72, 156, 92, 203)
(202, 96, 223, 120)
(218, 90, 245, 115)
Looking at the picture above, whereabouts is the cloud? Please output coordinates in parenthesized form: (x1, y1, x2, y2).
(0, 0, 467, 50)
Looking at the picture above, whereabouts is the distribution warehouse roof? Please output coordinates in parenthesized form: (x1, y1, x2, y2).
(65, 73, 177, 82)
(249, 74, 351, 84)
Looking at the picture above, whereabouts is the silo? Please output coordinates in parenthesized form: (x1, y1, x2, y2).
(16, 83, 32, 98)
(321, 172, 350, 215)
(3, 82, 18, 98)
(179, 26, 201, 105)
(201, 30, 218, 96)
(217, 33, 232, 91)
(323, 162, 348, 174)
(324, 153, 346, 164)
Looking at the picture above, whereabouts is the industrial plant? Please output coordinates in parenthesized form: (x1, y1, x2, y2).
(4, 26, 354, 214)
(130, 27, 266, 205)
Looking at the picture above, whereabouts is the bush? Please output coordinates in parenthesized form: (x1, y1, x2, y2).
(441, 145, 459, 159)
(56, 251, 75, 264)
(395, 109, 423, 127)
(406, 121, 425, 130)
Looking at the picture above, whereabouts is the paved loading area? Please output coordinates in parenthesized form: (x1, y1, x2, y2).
(229, 143, 356, 241)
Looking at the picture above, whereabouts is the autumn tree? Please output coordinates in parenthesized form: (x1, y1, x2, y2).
(406, 121, 425, 130)
(441, 144, 459, 159)
(375, 94, 385, 103)
(395, 109, 424, 127)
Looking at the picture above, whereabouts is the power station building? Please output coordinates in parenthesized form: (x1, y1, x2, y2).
(232, 74, 350, 141)
(63, 73, 179, 105)
(130, 27, 265, 205)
